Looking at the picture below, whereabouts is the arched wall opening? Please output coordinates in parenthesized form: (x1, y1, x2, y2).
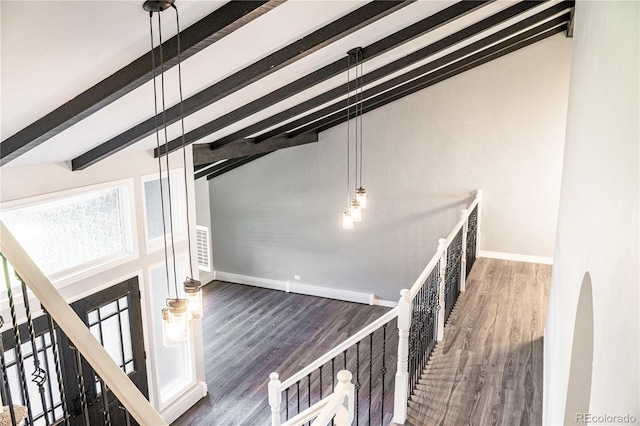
(564, 272, 594, 425)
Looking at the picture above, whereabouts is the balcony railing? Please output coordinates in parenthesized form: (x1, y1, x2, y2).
(269, 191, 482, 425)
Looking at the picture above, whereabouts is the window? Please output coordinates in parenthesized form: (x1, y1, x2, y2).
(142, 171, 185, 250)
(0, 182, 134, 281)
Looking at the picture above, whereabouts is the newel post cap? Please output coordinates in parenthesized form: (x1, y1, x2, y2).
(337, 370, 353, 384)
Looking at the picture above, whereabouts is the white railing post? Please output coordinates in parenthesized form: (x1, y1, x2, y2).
(269, 372, 282, 426)
(460, 209, 469, 292)
(476, 190, 483, 255)
(437, 238, 447, 342)
(392, 289, 412, 424)
(333, 370, 354, 426)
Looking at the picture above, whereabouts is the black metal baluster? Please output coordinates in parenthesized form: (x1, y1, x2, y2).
(284, 388, 289, 420)
(71, 346, 91, 426)
(307, 373, 311, 426)
(381, 323, 387, 426)
(355, 341, 360, 426)
(331, 358, 335, 426)
(45, 312, 70, 425)
(39, 334, 56, 420)
(296, 380, 300, 415)
(2, 257, 34, 425)
(319, 365, 323, 399)
(343, 349, 347, 370)
(20, 279, 51, 425)
(99, 377, 111, 426)
(117, 405, 132, 426)
(0, 315, 19, 426)
(368, 333, 373, 426)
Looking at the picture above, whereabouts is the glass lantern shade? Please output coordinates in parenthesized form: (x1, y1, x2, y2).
(351, 199, 362, 222)
(184, 278, 203, 319)
(161, 299, 190, 347)
(356, 187, 367, 209)
(342, 208, 353, 229)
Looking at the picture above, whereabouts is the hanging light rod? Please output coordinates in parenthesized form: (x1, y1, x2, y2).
(143, 0, 174, 13)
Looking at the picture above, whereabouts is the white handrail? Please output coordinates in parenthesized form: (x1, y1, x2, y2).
(408, 193, 481, 299)
(281, 396, 332, 426)
(0, 222, 167, 426)
(277, 307, 398, 390)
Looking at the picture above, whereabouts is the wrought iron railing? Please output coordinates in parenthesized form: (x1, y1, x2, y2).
(0, 222, 165, 426)
(271, 191, 482, 426)
(268, 311, 397, 426)
(393, 190, 482, 423)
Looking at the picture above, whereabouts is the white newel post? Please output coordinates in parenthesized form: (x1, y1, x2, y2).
(436, 238, 447, 342)
(268, 372, 282, 426)
(476, 190, 483, 255)
(392, 289, 412, 424)
(460, 209, 469, 292)
(333, 370, 355, 426)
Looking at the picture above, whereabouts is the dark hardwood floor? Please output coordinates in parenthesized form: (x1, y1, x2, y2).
(171, 281, 392, 426)
(404, 258, 551, 426)
(172, 258, 550, 425)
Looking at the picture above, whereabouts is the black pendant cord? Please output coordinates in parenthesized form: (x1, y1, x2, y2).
(157, 12, 180, 298)
(358, 50, 364, 188)
(345, 53, 351, 207)
(20, 279, 50, 425)
(149, 12, 172, 298)
(172, 3, 194, 279)
(2, 257, 34, 425)
(353, 53, 359, 194)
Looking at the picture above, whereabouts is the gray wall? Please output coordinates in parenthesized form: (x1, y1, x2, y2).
(208, 34, 572, 302)
(543, 2, 639, 423)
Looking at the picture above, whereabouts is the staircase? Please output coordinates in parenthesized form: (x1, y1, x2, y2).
(404, 258, 549, 426)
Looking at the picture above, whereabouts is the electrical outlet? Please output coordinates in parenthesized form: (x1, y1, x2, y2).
(294, 275, 300, 280)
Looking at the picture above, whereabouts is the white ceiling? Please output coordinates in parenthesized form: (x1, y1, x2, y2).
(1, 0, 569, 169)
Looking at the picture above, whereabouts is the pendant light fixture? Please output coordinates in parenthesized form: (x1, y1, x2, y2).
(354, 47, 367, 210)
(145, 0, 200, 345)
(342, 50, 354, 229)
(342, 47, 367, 229)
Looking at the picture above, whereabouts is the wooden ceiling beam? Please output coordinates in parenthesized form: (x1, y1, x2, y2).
(71, 0, 413, 170)
(1, 0, 284, 166)
(202, 154, 270, 180)
(156, 0, 494, 156)
(312, 24, 570, 135)
(192, 132, 318, 166)
(215, 4, 572, 148)
(203, 21, 568, 178)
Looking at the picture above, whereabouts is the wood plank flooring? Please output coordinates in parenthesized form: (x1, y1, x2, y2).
(405, 258, 551, 426)
(171, 282, 393, 426)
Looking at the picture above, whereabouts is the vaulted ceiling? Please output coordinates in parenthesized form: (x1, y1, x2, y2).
(1, 0, 573, 179)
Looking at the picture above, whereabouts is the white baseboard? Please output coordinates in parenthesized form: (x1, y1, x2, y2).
(214, 270, 378, 305)
(373, 298, 398, 308)
(478, 250, 554, 265)
(160, 381, 207, 424)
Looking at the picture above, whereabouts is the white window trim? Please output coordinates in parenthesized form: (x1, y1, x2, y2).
(0, 179, 139, 288)
(141, 169, 188, 254)
(145, 255, 197, 411)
